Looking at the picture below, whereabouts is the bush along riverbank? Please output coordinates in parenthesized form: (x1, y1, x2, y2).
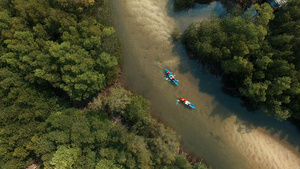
(0, 0, 209, 168)
(177, 1, 300, 121)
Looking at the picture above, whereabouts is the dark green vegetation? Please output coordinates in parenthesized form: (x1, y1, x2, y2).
(182, 2, 300, 120)
(0, 0, 208, 168)
(0, 0, 120, 101)
(174, 0, 196, 11)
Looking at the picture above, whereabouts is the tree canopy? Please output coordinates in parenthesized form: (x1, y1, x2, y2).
(0, 0, 121, 101)
(182, 2, 300, 120)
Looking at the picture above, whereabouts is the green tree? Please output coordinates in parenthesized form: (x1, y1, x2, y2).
(173, 156, 193, 169)
(12, 0, 50, 25)
(49, 145, 81, 169)
(240, 80, 271, 102)
(126, 136, 152, 168)
(104, 86, 132, 113)
(253, 3, 274, 27)
(150, 123, 180, 165)
(221, 56, 253, 76)
(125, 95, 151, 124)
(96, 52, 118, 73)
(88, 93, 104, 110)
(95, 159, 122, 169)
(0, 9, 11, 33)
(0, 69, 63, 168)
(58, 0, 95, 10)
(48, 41, 106, 100)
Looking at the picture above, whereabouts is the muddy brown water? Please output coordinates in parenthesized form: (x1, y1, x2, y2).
(110, 1, 300, 169)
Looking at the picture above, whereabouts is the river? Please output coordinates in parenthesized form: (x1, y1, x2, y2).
(110, 1, 300, 169)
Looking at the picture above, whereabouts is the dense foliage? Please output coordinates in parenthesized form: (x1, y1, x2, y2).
(0, 0, 121, 101)
(1, 81, 206, 168)
(182, 2, 300, 120)
(0, 0, 208, 168)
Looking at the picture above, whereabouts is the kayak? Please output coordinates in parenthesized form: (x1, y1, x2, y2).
(165, 69, 178, 85)
(179, 97, 196, 109)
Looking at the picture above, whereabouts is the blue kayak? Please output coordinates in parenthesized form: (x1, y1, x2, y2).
(165, 69, 178, 85)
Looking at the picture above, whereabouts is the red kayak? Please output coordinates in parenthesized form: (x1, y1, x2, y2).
(179, 97, 196, 109)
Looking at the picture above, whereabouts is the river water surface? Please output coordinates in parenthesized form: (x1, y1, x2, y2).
(110, 1, 300, 169)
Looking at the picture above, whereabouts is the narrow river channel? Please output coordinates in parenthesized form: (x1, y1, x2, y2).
(110, 1, 300, 169)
